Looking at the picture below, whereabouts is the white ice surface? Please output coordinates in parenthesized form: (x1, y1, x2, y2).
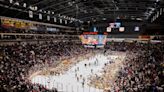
(31, 54, 118, 92)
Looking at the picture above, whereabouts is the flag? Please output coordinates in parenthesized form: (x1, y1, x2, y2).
(29, 11, 33, 18)
(39, 13, 42, 20)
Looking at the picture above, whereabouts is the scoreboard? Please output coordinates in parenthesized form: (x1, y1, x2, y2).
(79, 32, 107, 48)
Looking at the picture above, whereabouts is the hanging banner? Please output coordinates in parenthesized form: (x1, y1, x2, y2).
(1, 17, 33, 29)
(29, 11, 33, 18)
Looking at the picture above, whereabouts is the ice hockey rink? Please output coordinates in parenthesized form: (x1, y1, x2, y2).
(31, 52, 126, 92)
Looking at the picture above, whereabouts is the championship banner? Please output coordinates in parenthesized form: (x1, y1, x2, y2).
(1, 17, 33, 29)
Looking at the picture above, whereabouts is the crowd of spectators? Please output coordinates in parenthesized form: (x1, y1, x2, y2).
(0, 33, 79, 41)
(0, 40, 163, 92)
(109, 42, 164, 92)
(0, 41, 89, 92)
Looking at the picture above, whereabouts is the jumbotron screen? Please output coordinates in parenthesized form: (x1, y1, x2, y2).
(79, 35, 107, 45)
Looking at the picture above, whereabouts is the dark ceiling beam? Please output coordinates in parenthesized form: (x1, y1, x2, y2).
(38, 0, 72, 11)
(59, 0, 155, 19)
(48, 4, 73, 12)
(26, 0, 49, 6)
(87, 0, 105, 15)
(78, 13, 145, 20)
(52, 2, 88, 16)
(58, 6, 145, 16)
(0, 0, 31, 15)
(90, 2, 155, 7)
(39, 0, 156, 17)
(13, 0, 53, 17)
(57, 7, 77, 15)
(47, 1, 82, 14)
(14, 0, 71, 17)
(53, 2, 151, 15)
(45, 1, 153, 16)
(63, 9, 145, 17)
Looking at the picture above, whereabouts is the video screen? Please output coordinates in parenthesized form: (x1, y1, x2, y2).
(79, 35, 107, 45)
(134, 26, 140, 31)
(109, 22, 121, 28)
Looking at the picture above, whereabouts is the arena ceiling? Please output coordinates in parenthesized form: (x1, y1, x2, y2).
(0, 0, 164, 25)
